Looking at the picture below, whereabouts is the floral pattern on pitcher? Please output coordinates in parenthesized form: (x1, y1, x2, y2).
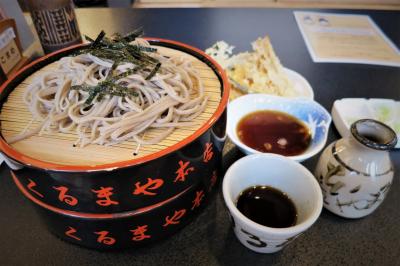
(315, 141, 394, 218)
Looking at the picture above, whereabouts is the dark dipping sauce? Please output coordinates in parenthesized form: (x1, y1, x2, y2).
(237, 186, 297, 228)
(236, 110, 311, 156)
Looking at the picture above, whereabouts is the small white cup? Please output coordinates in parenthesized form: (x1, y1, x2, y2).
(223, 153, 323, 253)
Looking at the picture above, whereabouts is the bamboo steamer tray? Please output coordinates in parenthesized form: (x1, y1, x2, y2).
(1, 43, 221, 167)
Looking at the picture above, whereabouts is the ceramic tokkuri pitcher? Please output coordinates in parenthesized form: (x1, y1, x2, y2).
(314, 119, 397, 218)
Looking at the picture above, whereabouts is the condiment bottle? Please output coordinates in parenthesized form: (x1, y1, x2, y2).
(314, 119, 397, 218)
(28, 0, 82, 54)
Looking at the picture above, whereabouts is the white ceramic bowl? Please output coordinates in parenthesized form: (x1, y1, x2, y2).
(284, 68, 314, 100)
(227, 94, 331, 162)
(222, 153, 323, 253)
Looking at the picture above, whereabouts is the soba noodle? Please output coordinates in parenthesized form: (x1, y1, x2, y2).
(9, 39, 208, 147)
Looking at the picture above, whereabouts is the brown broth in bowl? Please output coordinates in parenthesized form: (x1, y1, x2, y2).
(236, 110, 311, 156)
(237, 185, 297, 228)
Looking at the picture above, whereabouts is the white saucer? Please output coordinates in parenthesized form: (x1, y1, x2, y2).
(332, 98, 400, 148)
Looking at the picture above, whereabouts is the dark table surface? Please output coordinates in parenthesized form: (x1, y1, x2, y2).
(1, 7, 400, 266)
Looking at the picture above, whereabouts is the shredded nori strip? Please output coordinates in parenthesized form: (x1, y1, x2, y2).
(71, 29, 162, 104)
(122, 28, 144, 43)
(145, 62, 161, 80)
(91, 30, 106, 48)
(71, 80, 139, 105)
(114, 67, 140, 79)
(84, 35, 95, 42)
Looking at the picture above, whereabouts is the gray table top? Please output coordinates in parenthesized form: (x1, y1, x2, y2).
(1, 7, 399, 266)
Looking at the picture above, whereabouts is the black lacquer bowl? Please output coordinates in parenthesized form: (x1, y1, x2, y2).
(12, 171, 211, 250)
(0, 39, 229, 249)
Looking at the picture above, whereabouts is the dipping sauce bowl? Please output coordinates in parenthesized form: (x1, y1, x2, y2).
(222, 153, 323, 253)
(227, 94, 331, 162)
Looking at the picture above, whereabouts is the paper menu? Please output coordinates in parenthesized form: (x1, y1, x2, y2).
(294, 11, 400, 67)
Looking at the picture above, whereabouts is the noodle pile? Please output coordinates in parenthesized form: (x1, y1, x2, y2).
(9, 39, 208, 147)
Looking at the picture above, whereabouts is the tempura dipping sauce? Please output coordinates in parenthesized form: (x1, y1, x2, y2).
(236, 110, 311, 156)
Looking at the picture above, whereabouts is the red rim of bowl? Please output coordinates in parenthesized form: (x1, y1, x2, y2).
(0, 38, 230, 172)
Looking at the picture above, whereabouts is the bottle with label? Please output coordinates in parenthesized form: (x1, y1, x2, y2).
(28, 0, 82, 54)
